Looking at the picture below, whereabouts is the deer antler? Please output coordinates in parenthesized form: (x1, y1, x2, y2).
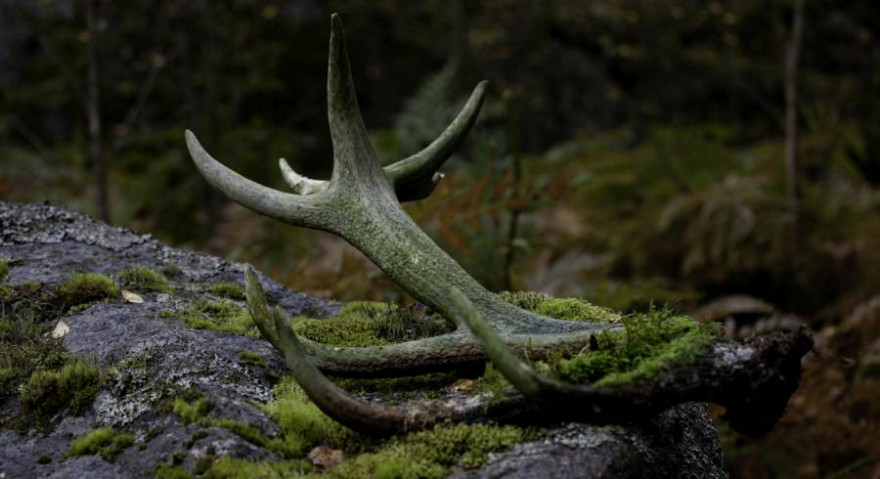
(188, 13, 812, 436)
(187, 13, 615, 378)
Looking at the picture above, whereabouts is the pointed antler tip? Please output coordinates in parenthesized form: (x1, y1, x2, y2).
(330, 13, 343, 31)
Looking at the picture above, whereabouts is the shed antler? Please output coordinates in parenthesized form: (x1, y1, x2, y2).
(187, 13, 613, 378)
(188, 13, 811, 436)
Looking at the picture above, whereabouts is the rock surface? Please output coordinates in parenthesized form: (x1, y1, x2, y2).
(0, 202, 727, 478)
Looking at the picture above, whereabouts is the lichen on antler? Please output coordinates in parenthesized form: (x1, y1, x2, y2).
(188, 13, 812, 437)
(187, 13, 615, 378)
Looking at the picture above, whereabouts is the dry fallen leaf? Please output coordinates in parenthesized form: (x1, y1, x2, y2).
(449, 378, 476, 393)
(52, 320, 70, 338)
(121, 290, 143, 304)
(308, 445, 344, 469)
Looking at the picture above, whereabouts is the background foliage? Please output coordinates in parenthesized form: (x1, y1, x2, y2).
(2, 0, 880, 477)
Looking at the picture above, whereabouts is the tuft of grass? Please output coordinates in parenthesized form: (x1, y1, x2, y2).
(117, 266, 171, 293)
(237, 350, 267, 368)
(19, 359, 101, 418)
(554, 306, 719, 387)
(162, 300, 257, 337)
(64, 427, 134, 462)
(173, 397, 212, 423)
(0, 312, 68, 397)
(208, 283, 245, 301)
(58, 273, 118, 308)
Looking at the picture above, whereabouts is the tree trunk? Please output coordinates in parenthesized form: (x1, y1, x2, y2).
(85, 0, 109, 223)
(784, 0, 805, 219)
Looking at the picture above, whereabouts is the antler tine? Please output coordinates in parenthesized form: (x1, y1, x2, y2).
(185, 131, 332, 230)
(279, 158, 327, 195)
(386, 81, 488, 202)
(327, 13, 388, 190)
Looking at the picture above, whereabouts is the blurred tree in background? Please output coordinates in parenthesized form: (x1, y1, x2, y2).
(2, 1, 880, 477)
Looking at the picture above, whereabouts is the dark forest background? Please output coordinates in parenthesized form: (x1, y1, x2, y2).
(1, 1, 879, 477)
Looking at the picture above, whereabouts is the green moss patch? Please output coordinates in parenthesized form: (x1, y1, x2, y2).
(293, 301, 454, 348)
(64, 427, 134, 462)
(117, 266, 171, 293)
(162, 300, 257, 337)
(331, 422, 529, 478)
(499, 291, 621, 323)
(208, 283, 246, 301)
(293, 315, 390, 347)
(0, 260, 9, 282)
(237, 350, 267, 368)
(171, 377, 529, 478)
(19, 359, 101, 418)
(553, 307, 719, 387)
(58, 273, 118, 308)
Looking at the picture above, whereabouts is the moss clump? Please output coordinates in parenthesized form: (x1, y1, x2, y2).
(154, 464, 193, 479)
(117, 266, 171, 293)
(58, 273, 118, 308)
(208, 283, 246, 301)
(201, 457, 313, 478)
(324, 422, 529, 478)
(0, 260, 9, 282)
(259, 378, 353, 457)
(0, 301, 69, 397)
(64, 427, 134, 462)
(293, 315, 389, 347)
(498, 290, 551, 312)
(535, 297, 621, 323)
(499, 291, 621, 323)
(237, 350, 267, 368)
(293, 301, 453, 347)
(19, 359, 101, 417)
(173, 397, 212, 423)
(554, 307, 719, 387)
(336, 301, 393, 317)
(161, 263, 184, 278)
(162, 300, 257, 337)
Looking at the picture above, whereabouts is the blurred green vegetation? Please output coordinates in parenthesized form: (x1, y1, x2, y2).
(2, 1, 880, 477)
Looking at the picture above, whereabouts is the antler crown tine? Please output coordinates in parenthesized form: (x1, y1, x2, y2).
(327, 13, 389, 192)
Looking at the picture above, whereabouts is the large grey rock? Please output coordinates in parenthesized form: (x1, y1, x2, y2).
(0, 202, 726, 478)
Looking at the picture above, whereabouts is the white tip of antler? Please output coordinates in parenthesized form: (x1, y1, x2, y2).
(279, 158, 327, 195)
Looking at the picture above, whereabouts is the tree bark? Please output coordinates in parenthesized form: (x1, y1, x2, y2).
(85, 0, 109, 223)
(784, 0, 805, 219)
